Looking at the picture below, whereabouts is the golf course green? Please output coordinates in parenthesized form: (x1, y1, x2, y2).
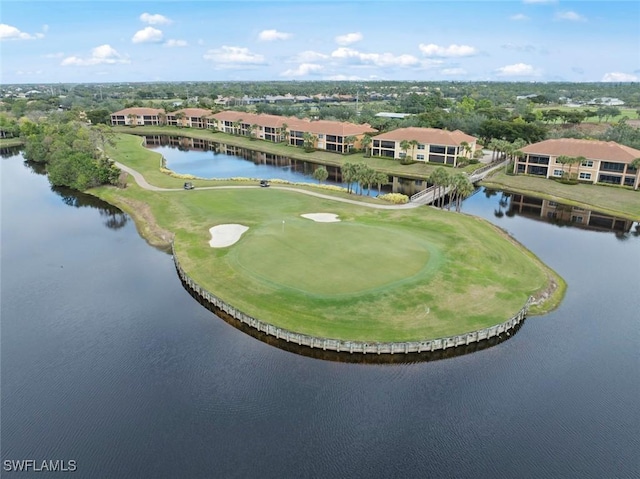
(90, 133, 565, 342)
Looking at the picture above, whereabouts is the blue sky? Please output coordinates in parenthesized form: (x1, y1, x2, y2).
(1, 0, 639, 84)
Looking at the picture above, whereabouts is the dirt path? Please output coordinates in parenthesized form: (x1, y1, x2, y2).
(114, 161, 420, 210)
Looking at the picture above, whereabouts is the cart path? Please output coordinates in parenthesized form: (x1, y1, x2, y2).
(115, 161, 420, 210)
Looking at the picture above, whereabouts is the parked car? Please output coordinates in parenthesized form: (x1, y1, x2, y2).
(259, 180, 270, 187)
(184, 182, 195, 190)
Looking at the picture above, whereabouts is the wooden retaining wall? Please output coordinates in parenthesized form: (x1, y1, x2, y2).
(172, 245, 532, 358)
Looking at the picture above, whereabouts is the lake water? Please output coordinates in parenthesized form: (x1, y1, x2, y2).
(2, 150, 639, 478)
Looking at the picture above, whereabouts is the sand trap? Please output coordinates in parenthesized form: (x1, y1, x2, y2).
(209, 224, 249, 248)
(301, 213, 341, 223)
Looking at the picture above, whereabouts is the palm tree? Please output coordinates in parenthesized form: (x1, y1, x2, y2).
(361, 134, 372, 157)
(174, 111, 186, 127)
(158, 112, 167, 126)
(374, 172, 388, 196)
(574, 156, 587, 181)
(249, 123, 258, 140)
(630, 157, 640, 190)
(409, 139, 420, 161)
(399, 140, 411, 161)
(429, 167, 450, 209)
(280, 122, 289, 143)
(127, 113, 137, 127)
(556, 155, 572, 179)
(452, 174, 474, 212)
(341, 162, 356, 193)
(303, 132, 316, 152)
(312, 165, 329, 183)
(344, 135, 356, 153)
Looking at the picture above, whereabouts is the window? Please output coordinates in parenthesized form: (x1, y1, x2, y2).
(581, 160, 593, 167)
(417, 144, 425, 150)
(600, 162, 625, 173)
(553, 169, 564, 177)
(571, 216, 583, 223)
(447, 146, 457, 155)
(528, 155, 550, 165)
(380, 140, 395, 149)
(549, 201, 558, 207)
(430, 145, 446, 154)
(318, 134, 324, 139)
(416, 154, 425, 160)
(598, 174, 621, 184)
(579, 172, 592, 180)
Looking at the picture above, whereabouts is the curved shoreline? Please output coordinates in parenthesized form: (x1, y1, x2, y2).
(172, 243, 533, 360)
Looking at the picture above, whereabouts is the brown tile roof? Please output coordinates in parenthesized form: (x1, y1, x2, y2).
(212, 111, 377, 136)
(372, 127, 476, 145)
(170, 108, 213, 118)
(211, 111, 290, 128)
(522, 139, 640, 164)
(111, 107, 164, 116)
(287, 118, 377, 136)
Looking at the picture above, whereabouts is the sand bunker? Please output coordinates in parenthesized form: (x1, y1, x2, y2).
(209, 224, 249, 248)
(300, 213, 341, 223)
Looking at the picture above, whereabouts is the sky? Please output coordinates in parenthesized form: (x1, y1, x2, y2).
(1, 0, 639, 84)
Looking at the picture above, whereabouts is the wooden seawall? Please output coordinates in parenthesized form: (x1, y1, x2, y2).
(172, 244, 532, 361)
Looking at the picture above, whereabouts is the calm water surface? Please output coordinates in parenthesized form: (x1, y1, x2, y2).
(2, 152, 639, 478)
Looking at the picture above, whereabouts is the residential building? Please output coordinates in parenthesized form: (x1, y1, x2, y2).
(211, 111, 290, 142)
(515, 138, 640, 189)
(285, 118, 377, 153)
(370, 127, 478, 165)
(110, 107, 164, 126)
(166, 108, 213, 128)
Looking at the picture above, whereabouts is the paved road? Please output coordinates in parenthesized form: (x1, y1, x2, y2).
(115, 161, 420, 210)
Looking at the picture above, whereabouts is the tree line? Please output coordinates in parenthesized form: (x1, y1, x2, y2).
(20, 113, 123, 191)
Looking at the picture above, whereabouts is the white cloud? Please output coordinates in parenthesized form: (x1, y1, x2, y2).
(335, 32, 363, 45)
(323, 74, 365, 81)
(0, 23, 44, 40)
(555, 11, 587, 22)
(602, 72, 638, 82)
(441, 68, 467, 76)
(140, 13, 172, 25)
(419, 43, 478, 57)
(258, 29, 292, 41)
(281, 63, 323, 77)
(61, 44, 130, 66)
(132, 26, 164, 44)
(203, 46, 265, 68)
(290, 50, 329, 63)
(495, 63, 538, 76)
(164, 39, 188, 48)
(331, 47, 419, 67)
(510, 14, 529, 21)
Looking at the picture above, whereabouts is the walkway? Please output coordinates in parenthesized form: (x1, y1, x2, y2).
(114, 161, 420, 210)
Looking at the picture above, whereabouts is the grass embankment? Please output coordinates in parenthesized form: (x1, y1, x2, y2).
(0, 138, 24, 148)
(481, 171, 640, 221)
(94, 135, 564, 342)
(112, 125, 481, 179)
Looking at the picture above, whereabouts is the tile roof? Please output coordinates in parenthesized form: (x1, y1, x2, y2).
(522, 138, 640, 164)
(287, 118, 377, 136)
(372, 127, 477, 145)
(170, 108, 213, 118)
(111, 107, 164, 116)
(211, 111, 290, 128)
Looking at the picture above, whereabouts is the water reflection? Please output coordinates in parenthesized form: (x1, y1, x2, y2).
(142, 135, 400, 196)
(486, 189, 636, 236)
(52, 185, 129, 231)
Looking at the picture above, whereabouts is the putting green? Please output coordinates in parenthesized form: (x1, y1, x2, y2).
(229, 219, 435, 296)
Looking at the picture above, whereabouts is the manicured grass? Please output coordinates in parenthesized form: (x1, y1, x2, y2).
(481, 171, 640, 221)
(94, 177, 562, 342)
(533, 106, 639, 124)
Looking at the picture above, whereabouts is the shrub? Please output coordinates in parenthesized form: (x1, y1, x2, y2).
(379, 193, 409, 204)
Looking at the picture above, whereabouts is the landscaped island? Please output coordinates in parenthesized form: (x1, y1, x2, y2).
(93, 134, 565, 344)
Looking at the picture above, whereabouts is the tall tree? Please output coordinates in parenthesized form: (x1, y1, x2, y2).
(312, 165, 329, 183)
(361, 134, 372, 157)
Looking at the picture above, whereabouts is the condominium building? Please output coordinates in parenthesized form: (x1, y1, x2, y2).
(110, 107, 164, 126)
(515, 138, 640, 189)
(370, 127, 478, 166)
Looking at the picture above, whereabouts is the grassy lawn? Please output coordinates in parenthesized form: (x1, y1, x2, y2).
(481, 171, 640, 221)
(93, 167, 564, 341)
